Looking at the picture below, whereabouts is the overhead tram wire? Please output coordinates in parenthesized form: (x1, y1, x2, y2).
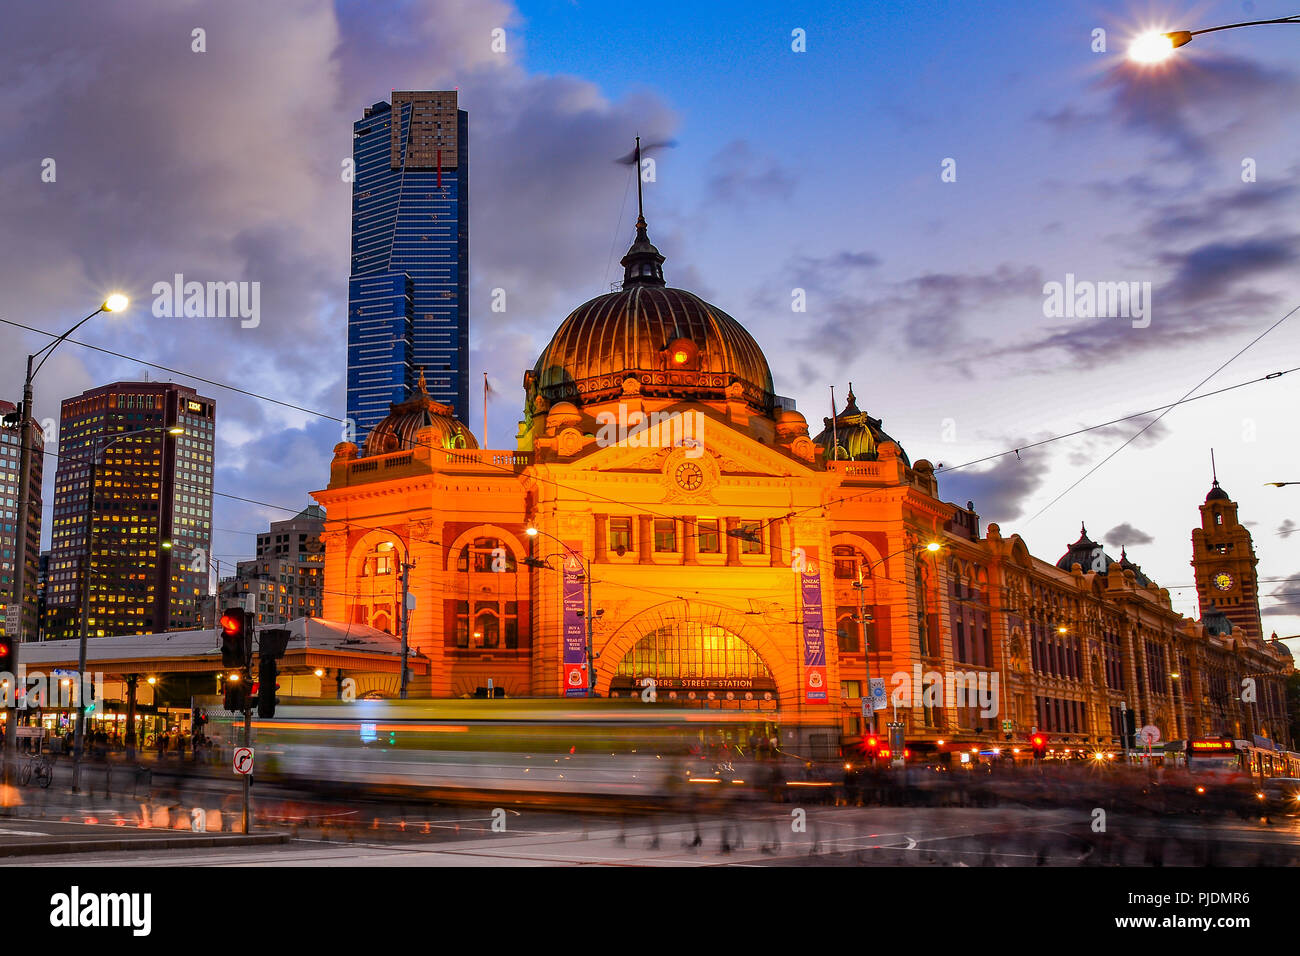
(0, 316, 345, 423)
(1021, 302, 1300, 526)
(12, 312, 1297, 568)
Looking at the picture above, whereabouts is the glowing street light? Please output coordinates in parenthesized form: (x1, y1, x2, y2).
(104, 293, 130, 312)
(1129, 16, 1300, 64)
(1129, 31, 1191, 63)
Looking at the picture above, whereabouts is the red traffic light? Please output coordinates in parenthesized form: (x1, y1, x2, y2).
(220, 606, 248, 668)
(1031, 734, 1047, 748)
(0, 643, 9, 658)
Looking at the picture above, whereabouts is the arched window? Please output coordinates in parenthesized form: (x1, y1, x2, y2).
(452, 534, 522, 651)
(456, 537, 516, 573)
(836, 608, 861, 653)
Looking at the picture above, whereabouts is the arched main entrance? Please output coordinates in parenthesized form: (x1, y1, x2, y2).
(606, 619, 779, 711)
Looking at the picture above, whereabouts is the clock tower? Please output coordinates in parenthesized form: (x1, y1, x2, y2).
(1191, 478, 1263, 643)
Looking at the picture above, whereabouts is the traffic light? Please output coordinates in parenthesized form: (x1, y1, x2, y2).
(1031, 733, 1048, 759)
(256, 628, 290, 718)
(862, 734, 881, 761)
(220, 607, 249, 668)
(222, 676, 247, 714)
(257, 658, 280, 718)
(0, 628, 12, 665)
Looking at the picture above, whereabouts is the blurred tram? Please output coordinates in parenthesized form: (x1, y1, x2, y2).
(1186, 737, 1300, 782)
(207, 698, 781, 803)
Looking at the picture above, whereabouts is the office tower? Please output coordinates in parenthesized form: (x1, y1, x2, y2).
(217, 505, 325, 625)
(347, 90, 469, 445)
(44, 383, 215, 639)
(0, 400, 43, 640)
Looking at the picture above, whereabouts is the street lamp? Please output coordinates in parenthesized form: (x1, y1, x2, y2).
(525, 525, 599, 696)
(852, 539, 943, 733)
(373, 536, 414, 699)
(1265, 481, 1298, 487)
(4, 295, 128, 784)
(71, 424, 182, 793)
(1130, 15, 1300, 63)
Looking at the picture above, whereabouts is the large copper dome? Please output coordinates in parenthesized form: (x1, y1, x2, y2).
(530, 217, 775, 412)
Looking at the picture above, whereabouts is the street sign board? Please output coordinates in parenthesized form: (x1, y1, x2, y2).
(868, 678, 887, 711)
(233, 747, 255, 775)
(4, 604, 19, 633)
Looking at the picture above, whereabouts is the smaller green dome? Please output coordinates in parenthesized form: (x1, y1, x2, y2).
(812, 384, 910, 465)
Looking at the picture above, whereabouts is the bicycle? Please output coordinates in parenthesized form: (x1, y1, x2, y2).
(20, 753, 54, 789)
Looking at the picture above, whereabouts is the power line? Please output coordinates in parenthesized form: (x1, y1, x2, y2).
(933, 364, 1299, 477)
(1022, 302, 1300, 524)
(0, 316, 343, 423)
(10, 310, 1296, 560)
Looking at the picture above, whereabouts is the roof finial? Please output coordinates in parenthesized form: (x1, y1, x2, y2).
(1211, 447, 1218, 486)
(417, 367, 428, 394)
(619, 138, 666, 288)
(1080, 521, 1087, 537)
(635, 135, 645, 228)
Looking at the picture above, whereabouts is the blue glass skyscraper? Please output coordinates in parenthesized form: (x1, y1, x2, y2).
(347, 91, 469, 444)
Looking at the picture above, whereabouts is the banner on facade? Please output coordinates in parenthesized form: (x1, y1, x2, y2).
(869, 677, 888, 711)
(799, 546, 827, 703)
(561, 548, 588, 697)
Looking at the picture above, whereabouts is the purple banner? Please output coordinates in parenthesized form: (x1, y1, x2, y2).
(561, 548, 588, 696)
(800, 547, 827, 702)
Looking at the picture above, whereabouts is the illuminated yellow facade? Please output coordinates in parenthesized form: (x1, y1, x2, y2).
(314, 216, 1292, 757)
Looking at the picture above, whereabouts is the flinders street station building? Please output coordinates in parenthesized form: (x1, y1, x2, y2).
(313, 213, 1293, 759)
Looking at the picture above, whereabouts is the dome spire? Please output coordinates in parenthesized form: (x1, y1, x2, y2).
(620, 136, 666, 288)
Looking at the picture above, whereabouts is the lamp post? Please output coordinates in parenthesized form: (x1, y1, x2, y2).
(3, 295, 127, 788)
(853, 540, 942, 735)
(71, 424, 182, 793)
(1130, 15, 1300, 62)
(374, 537, 414, 699)
(525, 526, 598, 696)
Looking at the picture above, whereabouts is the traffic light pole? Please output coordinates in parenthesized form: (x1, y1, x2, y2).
(399, 558, 412, 699)
(3, 358, 35, 793)
(242, 688, 252, 833)
(242, 610, 253, 833)
(855, 570, 873, 735)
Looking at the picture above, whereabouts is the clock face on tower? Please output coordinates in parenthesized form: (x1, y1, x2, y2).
(674, 461, 704, 491)
(1212, 571, 1234, 592)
